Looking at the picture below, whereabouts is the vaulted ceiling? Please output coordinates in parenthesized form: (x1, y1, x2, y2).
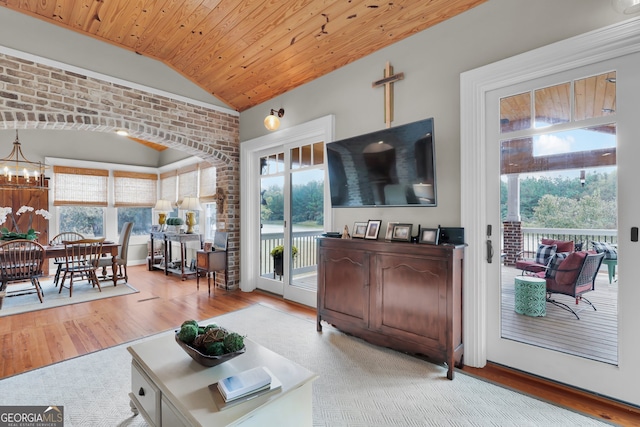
(0, 0, 487, 112)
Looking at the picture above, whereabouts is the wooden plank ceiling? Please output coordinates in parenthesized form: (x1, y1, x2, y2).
(0, 0, 487, 113)
(500, 71, 617, 174)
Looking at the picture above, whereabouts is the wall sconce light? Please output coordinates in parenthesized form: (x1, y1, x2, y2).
(580, 170, 586, 187)
(264, 108, 285, 131)
(611, 0, 640, 13)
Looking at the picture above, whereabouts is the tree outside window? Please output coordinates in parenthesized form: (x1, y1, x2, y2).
(118, 207, 152, 235)
(59, 206, 104, 237)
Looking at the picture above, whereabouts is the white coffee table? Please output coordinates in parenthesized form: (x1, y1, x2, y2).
(127, 334, 317, 426)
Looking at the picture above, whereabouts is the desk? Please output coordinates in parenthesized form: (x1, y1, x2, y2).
(127, 334, 317, 426)
(150, 232, 203, 280)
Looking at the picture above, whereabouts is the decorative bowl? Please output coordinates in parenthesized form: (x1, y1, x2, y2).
(174, 332, 245, 367)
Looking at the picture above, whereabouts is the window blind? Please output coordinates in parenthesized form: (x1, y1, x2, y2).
(160, 171, 177, 203)
(53, 165, 108, 206)
(199, 163, 217, 202)
(114, 171, 158, 207)
(178, 164, 198, 203)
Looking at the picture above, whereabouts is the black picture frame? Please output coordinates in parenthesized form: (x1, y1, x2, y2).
(353, 222, 368, 239)
(365, 220, 382, 240)
(390, 223, 413, 242)
(419, 227, 440, 245)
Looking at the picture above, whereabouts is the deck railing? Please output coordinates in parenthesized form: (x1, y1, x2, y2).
(519, 227, 617, 254)
(260, 231, 324, 277)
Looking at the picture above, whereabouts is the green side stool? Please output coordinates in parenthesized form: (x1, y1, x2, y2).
(602, 258, 617, 284)
(514, 276, 546, 317)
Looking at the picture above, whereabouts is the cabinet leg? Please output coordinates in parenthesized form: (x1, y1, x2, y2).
(129, 399, 139, 416)
(316, 317, 322, 332)
(446, 359, 456, 380)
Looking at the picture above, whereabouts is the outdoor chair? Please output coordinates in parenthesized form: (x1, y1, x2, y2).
(591, 241, 618, 284)
(59, 238, 105, 297)
(96, 222, 133, 284)
(49, 231, 84, 287)
(533, 251, 605, 319)
(515, 238, 575, 275)
(0, 239, 46, 308)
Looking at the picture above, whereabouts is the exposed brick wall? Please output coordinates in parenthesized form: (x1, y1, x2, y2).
(0, 53, 242, 289)
(503, 221, 522, 266)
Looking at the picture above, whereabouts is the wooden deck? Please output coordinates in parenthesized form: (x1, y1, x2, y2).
(501, 265, 618, 365)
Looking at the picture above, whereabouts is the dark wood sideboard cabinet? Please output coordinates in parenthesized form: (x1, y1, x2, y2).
(317, 237, 464, 379)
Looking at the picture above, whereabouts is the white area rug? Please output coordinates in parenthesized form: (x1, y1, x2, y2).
(0, 278, 138, 317)
(0, 304, 609, 426)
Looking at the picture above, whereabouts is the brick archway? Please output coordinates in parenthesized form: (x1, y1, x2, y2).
(0, 52, 241, 288)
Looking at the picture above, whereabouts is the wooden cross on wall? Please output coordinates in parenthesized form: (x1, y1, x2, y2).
(372, 61, 404, 128)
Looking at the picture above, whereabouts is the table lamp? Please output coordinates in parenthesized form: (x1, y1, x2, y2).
(154, 199, 173, 230)
(180, 197, 203, 234)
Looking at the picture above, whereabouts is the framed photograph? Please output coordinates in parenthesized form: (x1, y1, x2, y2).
(384, 222, 399, 240)
(419, 227, 440, 245)
(213, 231, 229, 251)
(203, 241, 213, 252)
(365, 220, 382, 240)
(391, 223, 413, 242)
(352, 222, 368, 239)
(151, 225, 161, 232)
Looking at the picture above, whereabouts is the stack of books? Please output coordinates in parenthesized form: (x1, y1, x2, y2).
(217, 367, 273, 402)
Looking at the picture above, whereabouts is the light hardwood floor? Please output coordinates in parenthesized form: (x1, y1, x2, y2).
(1, 265, 638, 425)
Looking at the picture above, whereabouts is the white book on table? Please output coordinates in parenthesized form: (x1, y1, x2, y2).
(217, 366, 272, 402)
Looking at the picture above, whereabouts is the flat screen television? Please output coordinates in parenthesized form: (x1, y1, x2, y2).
(327, 118, 436, 207)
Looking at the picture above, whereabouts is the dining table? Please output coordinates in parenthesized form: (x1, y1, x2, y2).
(43, 241, 120, 285)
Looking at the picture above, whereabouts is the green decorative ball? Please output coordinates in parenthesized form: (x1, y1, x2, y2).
(204, 323, 218, 332)
(178, 324, 198, 344)
(223, 332, 245, 353)
(181, 319, 198, 328)
(205, 341, 226, 356)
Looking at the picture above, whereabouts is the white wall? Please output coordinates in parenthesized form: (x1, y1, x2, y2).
(239, 0, 628, 234)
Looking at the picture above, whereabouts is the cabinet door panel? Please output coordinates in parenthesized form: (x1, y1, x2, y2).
(319, 247, 369, 326)
(374, 254, 447, 348)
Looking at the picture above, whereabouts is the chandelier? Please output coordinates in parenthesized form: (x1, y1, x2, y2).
(0, 130, 48, 190)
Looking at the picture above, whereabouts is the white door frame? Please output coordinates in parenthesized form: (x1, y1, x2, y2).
(239, 115, 335, 294)
(461, 17, 640, 405)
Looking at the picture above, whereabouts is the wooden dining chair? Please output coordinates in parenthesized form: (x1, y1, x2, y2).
(49, 231, 84, 287)
(58, 237, 105, 297)
(96, 222, 133, 284)
(0, 239, 46, 308)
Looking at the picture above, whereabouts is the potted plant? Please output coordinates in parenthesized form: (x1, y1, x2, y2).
(166, 217, 184, 233)
(270, 245, 298, 278)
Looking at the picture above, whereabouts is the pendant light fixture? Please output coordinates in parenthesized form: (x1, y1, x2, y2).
(0, 130, 48, 191)
(264, 108, 285, 131)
